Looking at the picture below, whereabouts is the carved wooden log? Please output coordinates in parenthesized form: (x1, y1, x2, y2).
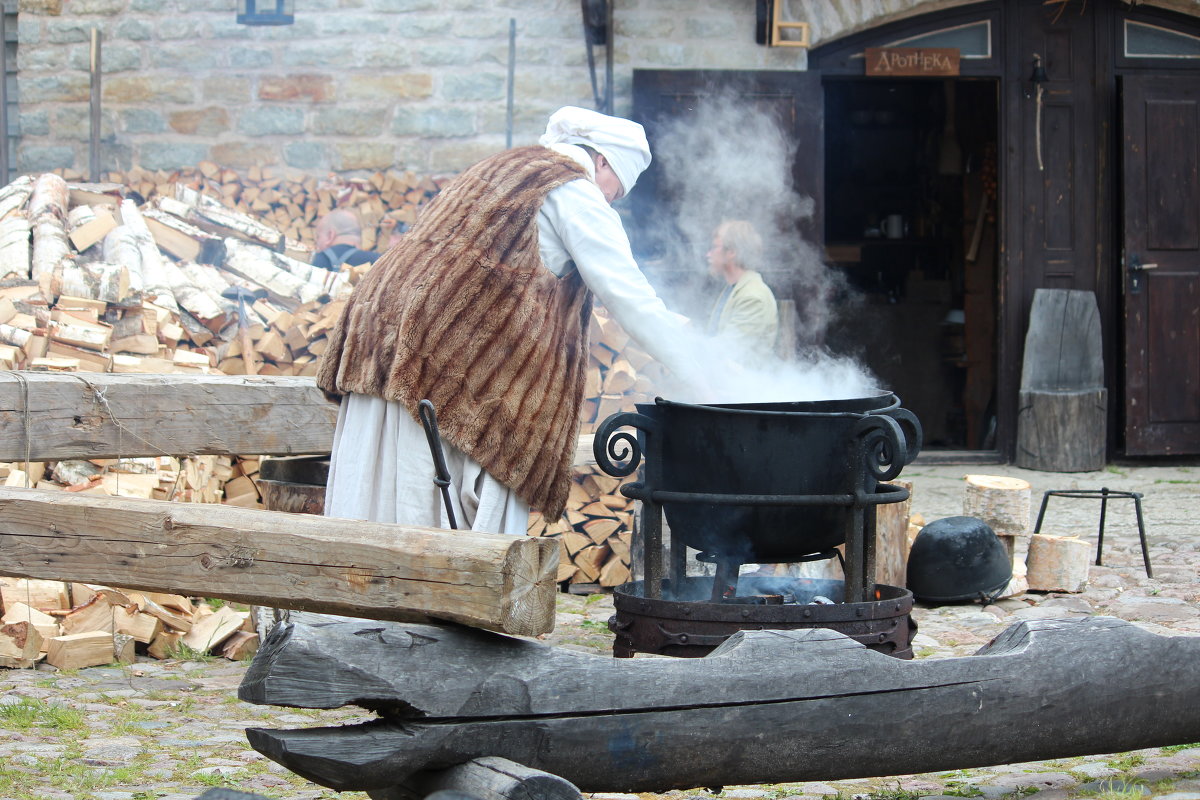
(0, 486, 558, 636)
(242, 617, 1200, 794)
(367, 757, 583, 800)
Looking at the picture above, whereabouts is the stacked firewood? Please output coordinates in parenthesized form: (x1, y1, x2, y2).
(0, 163, 666, 594)
(0, 576, 258, 670)
(527, 308, 663, 590)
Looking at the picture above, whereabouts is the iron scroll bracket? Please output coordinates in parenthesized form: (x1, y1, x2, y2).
(593, 411, 660, 478)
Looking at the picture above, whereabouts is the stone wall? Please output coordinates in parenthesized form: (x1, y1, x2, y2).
(13, 0, 955, 179)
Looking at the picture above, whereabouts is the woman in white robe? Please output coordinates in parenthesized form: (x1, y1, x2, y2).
(324, 110, 708, 535)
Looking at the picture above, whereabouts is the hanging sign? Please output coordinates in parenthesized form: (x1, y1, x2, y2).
(865, 47, 960, 76)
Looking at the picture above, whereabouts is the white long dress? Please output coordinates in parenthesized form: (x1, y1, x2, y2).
(324, 145, 705, 534)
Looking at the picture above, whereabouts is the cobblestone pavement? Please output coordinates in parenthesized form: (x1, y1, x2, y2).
(1, 463, 1198, 800)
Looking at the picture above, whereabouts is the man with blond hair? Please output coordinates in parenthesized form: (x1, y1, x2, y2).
(706, 219, 779, 363)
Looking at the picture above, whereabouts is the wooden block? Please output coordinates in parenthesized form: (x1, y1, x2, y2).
(181, 604, 248, 653)
(2, 601, 60, 645)
(147, 628, 184, 659)
(68, 207, 118, 252)
(60, 594, 116, 635)
(963, 474, 1031, 539)
(114, 606, 162, 643)
(221, 630, 259, 661)
(573, 544, 610, 583)
(128, 593, 193, 632)
(555, 562, 579, 583)
(598, 556, 631, 588)
(561, 531, 592, 557)
(0, 621, 43, 668)
(0, 578, 70, 612)
(582, 517, 621, 545)
(46, 631, 117, 670)
(1026, 534, 1091, 593)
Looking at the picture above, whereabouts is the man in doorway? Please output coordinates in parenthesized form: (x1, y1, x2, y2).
(312, 209, 381, 271)
(705, 219, 779, 364)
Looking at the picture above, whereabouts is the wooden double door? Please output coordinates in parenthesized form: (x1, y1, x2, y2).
(631, 0, 1200, 458)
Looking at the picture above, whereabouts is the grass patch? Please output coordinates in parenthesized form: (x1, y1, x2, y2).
(0, 697, 87, 731)
(1161, 742, 1200, 753)
(165, 640, 218, 663)
(1106, 753, 1146, 774)
(579, 619, 611, 632)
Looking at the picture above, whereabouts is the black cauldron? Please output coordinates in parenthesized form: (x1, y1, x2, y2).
(594, 393, 921, 565)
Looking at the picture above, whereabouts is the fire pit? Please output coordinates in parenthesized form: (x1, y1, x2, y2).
(594, 393, 921, 658)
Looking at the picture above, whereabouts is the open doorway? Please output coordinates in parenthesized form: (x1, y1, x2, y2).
(822, 78, 1000, 450)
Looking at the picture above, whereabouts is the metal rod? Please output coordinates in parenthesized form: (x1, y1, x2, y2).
(1096, 487, 1110, 566)
(604, 0, 614, 115)
(505, 17, 515, 149)
(0, 7, 8, 183)
(89, 27, 102, 182)
(417, 399, 458, 531)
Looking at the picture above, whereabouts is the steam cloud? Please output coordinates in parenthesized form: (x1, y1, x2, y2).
(639, 87, 878, 403)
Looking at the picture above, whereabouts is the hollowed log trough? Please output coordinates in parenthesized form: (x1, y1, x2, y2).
(240, 616, 1200, 794)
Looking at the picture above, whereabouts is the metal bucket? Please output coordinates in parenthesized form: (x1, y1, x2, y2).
(255, 455, 329, 516)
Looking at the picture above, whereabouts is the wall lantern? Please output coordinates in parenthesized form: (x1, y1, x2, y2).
(237, 0, 294, 26)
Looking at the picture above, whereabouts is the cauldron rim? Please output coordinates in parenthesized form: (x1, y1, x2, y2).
(650, 390, 899, 418)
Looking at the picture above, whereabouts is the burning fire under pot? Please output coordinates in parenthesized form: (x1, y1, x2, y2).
(593, 393, 923, 659)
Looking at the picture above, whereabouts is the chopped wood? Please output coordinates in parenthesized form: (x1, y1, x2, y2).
(222, 629, 260, 661)
(114, 605, 161, 643)
(45, 630, 116, 670)
(0, 621, 43, 668)
(60, 594, 116, 636)
(181, 604, 247, 653)
(0, 215, 31, 280)
(67, 206, 118, 252)
(1, 602, 59, 644)
(0, 577, 70, 612)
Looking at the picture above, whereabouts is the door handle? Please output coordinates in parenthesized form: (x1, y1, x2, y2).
(1128, 255, 1158, 295)
(1129, 255, 1159, 271)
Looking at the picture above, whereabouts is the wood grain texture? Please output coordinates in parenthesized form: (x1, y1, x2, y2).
(0, 487, 559, 636)
(243, 617, 1200, 793)
(0, 373, 337, 460)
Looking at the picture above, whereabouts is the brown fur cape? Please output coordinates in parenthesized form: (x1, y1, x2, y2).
(316, 145, 593, 518)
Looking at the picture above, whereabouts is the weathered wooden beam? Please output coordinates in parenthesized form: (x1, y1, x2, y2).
(242, 617, 1200, 793)
(0, 373, 337, 461)
(0, 487, 558, 636)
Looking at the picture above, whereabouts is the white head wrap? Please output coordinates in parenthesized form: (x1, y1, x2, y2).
(538, 106, 651, 196)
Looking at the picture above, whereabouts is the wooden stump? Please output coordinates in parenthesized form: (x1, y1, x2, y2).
(1026, 533, 1091, 592)
(963, 474, 1031, 563)
(875, 480, 913, 588)
(1016, 388, 1107, 472)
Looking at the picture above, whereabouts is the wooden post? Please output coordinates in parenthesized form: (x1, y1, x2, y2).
(89, 27, 101, 183)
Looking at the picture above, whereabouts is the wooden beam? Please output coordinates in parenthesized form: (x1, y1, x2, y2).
(0, 487, 559, 637)
(243, 617, 1200, 793)
(0, 373, 337, 461)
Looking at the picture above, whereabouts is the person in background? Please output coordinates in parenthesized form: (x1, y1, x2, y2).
(312, 209, 381, 271)
(705, 219, 779, 365)
(316, 106, 712, 535)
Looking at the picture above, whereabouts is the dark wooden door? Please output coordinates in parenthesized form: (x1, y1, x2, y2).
(1121, 75, 1200, 455)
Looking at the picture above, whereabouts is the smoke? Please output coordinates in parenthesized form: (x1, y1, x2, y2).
(638, 87, 877, 403)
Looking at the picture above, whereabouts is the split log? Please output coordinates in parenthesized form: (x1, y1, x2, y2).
(119, 199, 180, 313)
(0, 486, 559, 636)
(242, 617, 1200, 794)
(45, 630, 116, 670)
(0, 214, 31, 279)
(221, 238, 324, 308)
(1026, 533, 1091, 592)
(1, 602, 60, 644)
(29, 174, 73, 291)
(58, 260, 131, 304)
(0, 174, 35, 221)
(0, 373, 337, 461)
(173, 184, 286, 252)
(143, 204, 226, 264)
(0, 621, 42, 668)
(0, 577, 70, 611)
(67, 206, 118, 252)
